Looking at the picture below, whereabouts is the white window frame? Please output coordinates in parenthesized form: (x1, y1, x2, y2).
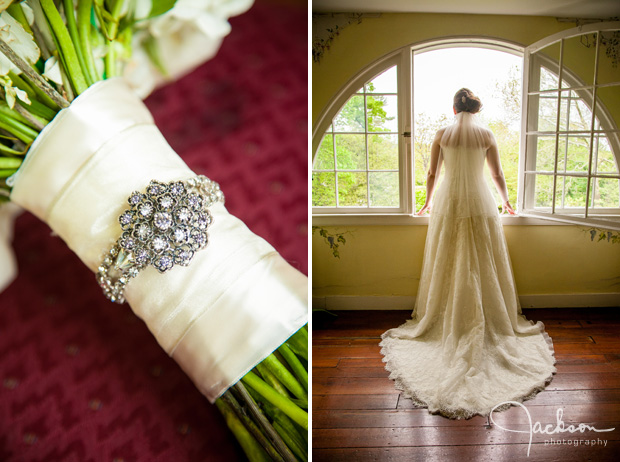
(519, 21, 620, 231)
(312, 50, 413, 216)
(313, 30, 620, 228)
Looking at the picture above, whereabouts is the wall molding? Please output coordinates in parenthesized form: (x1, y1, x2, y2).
(313, 293, 620, 310)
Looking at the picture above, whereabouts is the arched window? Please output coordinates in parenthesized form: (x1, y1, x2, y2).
(312, 54, 409, 213)
(312, 22, 620, 230)
(521, 23, 620, 229)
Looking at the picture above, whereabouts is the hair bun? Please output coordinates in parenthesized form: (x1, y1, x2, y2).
(454, 88, 482, 114)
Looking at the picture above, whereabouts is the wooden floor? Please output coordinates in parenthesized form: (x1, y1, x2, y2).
(312, 309, 620, 462)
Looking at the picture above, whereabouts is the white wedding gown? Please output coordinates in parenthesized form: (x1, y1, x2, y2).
(380, 112, 556, 419)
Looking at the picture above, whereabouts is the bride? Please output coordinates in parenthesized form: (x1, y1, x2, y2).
(380, 88, 556, 419)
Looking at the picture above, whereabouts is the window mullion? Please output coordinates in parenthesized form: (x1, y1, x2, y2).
(584, 33, 601, 219)
(551, 39, 564, 215)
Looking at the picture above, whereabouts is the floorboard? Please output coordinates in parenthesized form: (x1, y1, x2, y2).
(312, 309, 620, 462)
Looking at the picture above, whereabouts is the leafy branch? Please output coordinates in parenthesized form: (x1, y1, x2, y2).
(312, 226, 347, 258)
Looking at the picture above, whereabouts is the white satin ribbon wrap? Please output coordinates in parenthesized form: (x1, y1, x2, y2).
(0, 203, 20, 292)
(9, 79, 308, 402)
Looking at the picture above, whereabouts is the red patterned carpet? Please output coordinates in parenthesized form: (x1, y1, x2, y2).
(0, 1, 308, 461)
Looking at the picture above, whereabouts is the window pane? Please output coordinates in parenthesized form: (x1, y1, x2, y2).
(534, 174, 554, 207)
(528, 94, 558, 132)
(335, 134, 366, 170)
(592, 177, 620, 208)
(312, 172, 336, 206)
(561, 176, 588, 209)
(333, 95, 365, 132)
(531, 45, 560, 91)
(365, 66, 397, 93)
(595, 135, 619, 174)
(367, 95, 398, 132)
(369, 172, 399, 207)
(314, 134, 334, 170)
(337, 172, 367, 206)
(597, 30, 620, 85)
(565, 135, 591, 173)
(561, 33, 596, 89)
(594, 85, 620, 130)
(369, 134, 399, 170)
(560, 92, 592, 132)
(535, 135, 557, 171)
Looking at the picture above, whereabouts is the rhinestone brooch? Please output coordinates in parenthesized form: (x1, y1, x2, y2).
(97, 176, 224, 303)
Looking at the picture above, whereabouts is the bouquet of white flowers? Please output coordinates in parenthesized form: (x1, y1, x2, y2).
(0, 1, 308, 461)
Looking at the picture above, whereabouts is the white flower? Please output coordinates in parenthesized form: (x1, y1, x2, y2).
(0, 75, 31, 108)
(0, 11, 40, 76)
(124, 0, 253, 98)
(0, 0, 12, 14)
(43, 56, 64, 85)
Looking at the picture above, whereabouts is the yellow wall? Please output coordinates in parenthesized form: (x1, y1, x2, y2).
(313, 225, 620, 299)
(312, 14, 620, 304)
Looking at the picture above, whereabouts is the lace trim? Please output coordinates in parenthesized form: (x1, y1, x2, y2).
(380, 317, 557, 420)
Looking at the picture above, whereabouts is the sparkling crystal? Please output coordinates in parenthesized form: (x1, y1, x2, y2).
(147, 181, 166, 196)
(186, 194, 202, 210)
(154, 212, 173, 231)
(194, 212, 211, 230)
(115, 249, 134, 269)
(134, 223, 152, 240)
(128, 192, 142, 206)
(119, 210, 134, 228)
(121, 234, 136, 250)
(151, 236, 168, 253)
(153, 253, 174, 273)
(191, 230, 208, 249)
(175, 207, 192, 224)
(134, 247, 149, 266)
(169, 181, 185, 195)
(158, 194, 174, 209)
(139, 201, 154, 217)
(172, 227, 188, 244)
(174, 247, 194, 266)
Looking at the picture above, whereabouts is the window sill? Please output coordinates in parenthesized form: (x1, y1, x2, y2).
(311, 214, 573, 226)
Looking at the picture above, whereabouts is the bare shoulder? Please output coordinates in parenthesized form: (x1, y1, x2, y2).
(433, 126, 448, 141)
(482, 127, 497, 147)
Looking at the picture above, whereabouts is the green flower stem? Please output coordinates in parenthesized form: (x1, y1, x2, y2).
(0, 144, 26, 156)
(105, 0, 126, 41)
(241, 372, 308, 430)
(0, 158, 21, 169)
(9, 72, 59, 112)
(0, 168, 18, 178)
(273, 421, 308, 462)
(277, 343, 308, 392)
(7, 4, 33, 35)
(0, 114, 38, 144)
(62, 0, 93, 87)
(243, 386, 308, 460)
(77, 0, 101, 83)
(220, 392, 285, 462)
(39, 0, 88, 95)
(256, 363, 290, 397)
(232, 382, 298, 462)
(286, 327, 308, 361)
(0, 38, 68, 108)
(0, 104, 40, 130)
(11, 103, 47, 131)
(215, 399, 271, 462)
(17, 98, 56, 122)
(262, 354, 307, 404)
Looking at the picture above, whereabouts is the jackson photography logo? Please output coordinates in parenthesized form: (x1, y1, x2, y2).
(490, 401, 616, 457)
